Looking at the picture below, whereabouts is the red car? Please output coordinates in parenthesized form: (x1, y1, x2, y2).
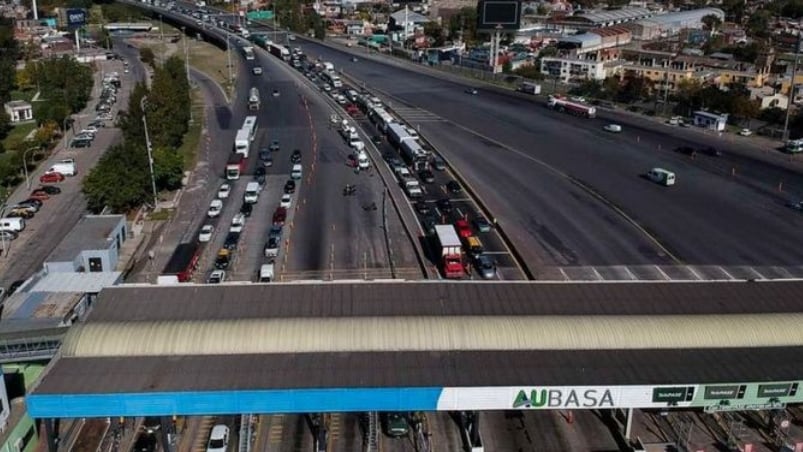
(272, 207, 287, 226)
(29, 189, 51, 201)
(455, 218, 472, 238)
(40, 172, 65, 183)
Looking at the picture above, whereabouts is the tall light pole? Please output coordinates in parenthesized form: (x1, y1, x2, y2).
(226, 34, 233, 89)
(182, 26, 193, 123)
(0, 204, 7, 259)
(22, 146, 38, 189)
(783, 36, 801, 143)
(140, 96, 159, 209)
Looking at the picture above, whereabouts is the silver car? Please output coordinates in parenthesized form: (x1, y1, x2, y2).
(474, 254, 497, 280)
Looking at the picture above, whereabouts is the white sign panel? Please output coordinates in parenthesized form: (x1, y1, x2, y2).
(437, 386, 699, 411)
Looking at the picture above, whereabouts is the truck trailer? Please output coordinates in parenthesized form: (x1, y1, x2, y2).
(159, 242, 200, 284)
(434, 224, 465, 279)
(226, 154, 244, 180)
(546, 95, 596, 118)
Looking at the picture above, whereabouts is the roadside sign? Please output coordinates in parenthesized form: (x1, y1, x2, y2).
(246, 10, 273, 20)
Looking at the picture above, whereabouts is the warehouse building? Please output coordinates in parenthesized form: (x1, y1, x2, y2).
(625, 8, 724, 40)
(550, 7, 652, 31)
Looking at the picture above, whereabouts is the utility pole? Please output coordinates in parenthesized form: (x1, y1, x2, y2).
(783, 35, 801, 143)
(226, 34, 233, 90)
(182, 27, 192, 123)
(140, 96, 159, 209)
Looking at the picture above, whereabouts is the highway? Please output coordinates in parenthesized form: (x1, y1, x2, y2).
(294, 41, 803, 267)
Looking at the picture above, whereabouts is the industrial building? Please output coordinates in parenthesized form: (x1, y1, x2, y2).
(44, 215, 127, 273)
(549, 7, 652, 31)
(625, 8, 724, 40)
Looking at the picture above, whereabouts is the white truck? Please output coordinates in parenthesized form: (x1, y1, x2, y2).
(546, 95, 596, 118)
(403, 178, 423, 198)
(248, 87, 260, 111)
(259, 263, 274, 282)
(234, 129, 250, 158)
(48, 159, 77, 176)
(357, 150, 370, 169)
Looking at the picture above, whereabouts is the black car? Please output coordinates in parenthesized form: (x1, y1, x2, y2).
(224, 231, 240, 250)
(415, 201, 431, 215)
(419, 170, 435, 184)
(290, 149, 302, 163)
(7, 280, 25, 295)
(19, 198, 43, 209)
(437, 198, 453, 213)
(284, 179, 296, 194)
(433, 156, 447, 171)
(446, 180, 462, 194)
(371, 135, 383, 145)
(240, 202, 253, 217)
(132, 433, 157, 452)
(258, 148, 271, 162)
(268, 225, 283, 240)
(700, 146, 722, 157)
(38, 185, 61, 195)
(254, 167, 266, 184)
(674, 146, 696, 156)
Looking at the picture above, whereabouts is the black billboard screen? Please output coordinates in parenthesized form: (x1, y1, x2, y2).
(477, 0, 521, 30)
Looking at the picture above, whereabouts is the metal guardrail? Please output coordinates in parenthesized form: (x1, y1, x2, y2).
(238, 414, 254, 452)
(0, 333, 64, 363)
(366, 412, 379, 452)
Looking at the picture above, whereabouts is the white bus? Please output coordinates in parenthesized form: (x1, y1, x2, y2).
(234, 129, 251, 158)
(785, 139, 803, 153)
(320, 71, 342, 88)
(242, 116, 258, 141)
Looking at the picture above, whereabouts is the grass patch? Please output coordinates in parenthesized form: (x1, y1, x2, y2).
(148, 208, 173, 221)
(178, 89, 205, 170)
(2, 122, 36, 149)
(10, 90, 35, 102)
(186, 38, 237, 98)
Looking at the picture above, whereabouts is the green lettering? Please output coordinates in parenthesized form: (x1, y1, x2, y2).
(512, 389, 548, 408)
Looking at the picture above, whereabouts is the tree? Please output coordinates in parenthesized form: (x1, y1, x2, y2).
(447, 7, 478, 44)
(0, 111, 10, 142)
(0, 18, 20, 104)
(570, 79, 603, 98)
(701, 14, 722, 31)
(760, 106, 786, 125)
(616, 75, 650, 103)
(721, 0, 746, 23)
(782, 0, 803, 19)
(152, 146, 184, 190)
(139, 47, 156, 68)
(747, 10, 772, 39)
(513, 65, 544, 80)
(82, 143, 151, 213)
(423, 22, 445, 47)
(729, 95, 759, 127)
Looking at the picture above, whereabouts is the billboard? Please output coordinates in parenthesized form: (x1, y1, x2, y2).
(66, 8, 87, 28)
(477, 0, 521, 32)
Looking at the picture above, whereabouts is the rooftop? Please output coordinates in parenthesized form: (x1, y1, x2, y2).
(4, 100, 31, 109)
(572, 7, 652, 24)
(47, 215, 124, 263)
(30, 271, 121, 293)
(1, 291, 83, 322)
(634, 7, 725, 27)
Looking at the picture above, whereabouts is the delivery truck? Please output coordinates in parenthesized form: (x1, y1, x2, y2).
(434, 224, 464, 279)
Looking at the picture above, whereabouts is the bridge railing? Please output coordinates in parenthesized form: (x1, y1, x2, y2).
(238, 414, 254, 452)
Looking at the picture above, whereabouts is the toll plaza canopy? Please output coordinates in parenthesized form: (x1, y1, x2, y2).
(27, 280, 803, 418)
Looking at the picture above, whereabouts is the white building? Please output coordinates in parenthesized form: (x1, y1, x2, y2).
(749, 87, 789, 110)
(3, 101, 32, 123)
(693, 111, 728, 131)
(625, 8, 725, 41)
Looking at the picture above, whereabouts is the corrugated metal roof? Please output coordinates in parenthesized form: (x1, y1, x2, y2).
(34, 347, 803, 394)
(575, 7, 651, 24)
(634, 8, 724, 27)
(62, 314, 803, 358)
(562, 33, 602, 47)
(31, 272, 122, 293)
(98, 280, 803, 322)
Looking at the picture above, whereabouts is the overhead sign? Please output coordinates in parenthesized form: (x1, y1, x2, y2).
(66, 8, 87, 27)
(757, 383, 797, 398)
(652, 386, 695, 404)
(246, 10, 274, 20)
(703, 385, 745, 400)
(476, 0, 521, 32)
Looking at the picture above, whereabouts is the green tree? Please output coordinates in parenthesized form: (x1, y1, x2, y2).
(82, 143, 151, 213)
(423, 22, 445, 47)
(616, 75, 650, 103)
(759, 106, 786, 125)
(721, 0, 746, 23)
(513, 65, 544, 80)
(782, 0, 803, 19)
(152, 146, 184, 190)
(701, 14, 722, 31)
(747, 10, 772, 39)
(140, 47, 156, 68)
(447, 7, 478, 44)
(570, 80, 603, 98)
(0, 111, 10, 142)
(0, 18, 20, 104)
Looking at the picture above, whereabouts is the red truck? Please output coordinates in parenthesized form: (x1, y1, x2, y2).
(226, 154, 244, 180)
(434, 224, 465, 279)
(158, 243, 201, 284)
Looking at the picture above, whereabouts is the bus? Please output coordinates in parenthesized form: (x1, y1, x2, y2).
(242, 116, 258, 141)
(320, 71, 342, 88)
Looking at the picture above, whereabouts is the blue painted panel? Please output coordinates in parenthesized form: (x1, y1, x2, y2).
(28, 387, 443, 418)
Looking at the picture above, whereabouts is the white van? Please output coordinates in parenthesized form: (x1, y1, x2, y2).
(259, 263, 274, 282)
(0, 217, 25, 232)
(357, 151, 370, 169)
(243, 182, 260, 203)
(291, 164, 302, 180)
(647, 168, 676, 186)
(49, 159, 77, 177)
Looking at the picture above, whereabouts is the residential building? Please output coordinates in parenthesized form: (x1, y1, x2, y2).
(748, 87, 788, 110)
(44, 215, 127, 273)
(624, 8, 725, 40)
(388, 8, 429, 40)
(0, 365, 39, 452)
(693, 111, 728, 131)
(3, 101, 32, 123)
(540, 27, 630, 82)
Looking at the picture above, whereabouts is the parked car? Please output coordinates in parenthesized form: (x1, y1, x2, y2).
(229, 213, 246, 233)
(474, 254, 497, 279)
(40, 172, 65, 184)
(268, 225, 283, 240)
(217, 183, 231, 199)
(272, 207, 287, 225)
(284, 180, 296, 194)
(223, 232, 240, 250)
(38, 185, 61, 195)
(6, 208, 33, 219)
(207, 199, 223, 218)
(280, 193, 292, 208)
(214, 249, 230, 269)
(290, 149, 302, 163)
(433, 156, 447, 171)
(19, 198, 43, 209)
(29, 190, 50, 201)
(446, 180, 462, 194)
(474, 217, 492, 233)
(0, 230, 18, 241)
(240, 202, 253, 217)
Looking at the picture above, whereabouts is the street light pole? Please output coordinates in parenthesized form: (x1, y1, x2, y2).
(783, 37, 801, 143)
(140, 96, 159, 209)
(22, 146, 38, 190)
(182, 26, 193, 124)
(226, 33, 233, 89)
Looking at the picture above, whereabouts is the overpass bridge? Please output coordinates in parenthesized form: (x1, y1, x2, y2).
(28, 279, 803, 420)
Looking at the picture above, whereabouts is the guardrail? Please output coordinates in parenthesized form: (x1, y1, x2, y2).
(238, 413, 254, 451)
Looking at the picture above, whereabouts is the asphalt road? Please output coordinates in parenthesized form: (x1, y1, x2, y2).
(297, 42, 803, 267)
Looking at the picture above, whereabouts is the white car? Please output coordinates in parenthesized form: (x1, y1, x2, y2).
(603, 124, 622, 133)
(229, 213, 246, 233)
(738, 128, 753, 136)
(198, 224, 214, 242)
(280, 193, 292, 208)
(207, 199, 223, 218)
(252, 66, 263, 75)
(323, 84, 332, 92)
(82, 126, 99, 134)
(206, 424, 229, 452)
(207, 270, 225, 284)
(217, 183, 231, 199)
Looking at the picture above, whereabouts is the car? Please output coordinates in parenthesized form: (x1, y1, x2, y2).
(88, 120, 105, 128)
(446, 180, 462, 194)
(465, 88, 478, 95)
(455, 218, 472, 238)
(6, 208, 33, 219)
(474, 254, 497, 279)
(207, 199, 223, 218)
(252, 66, 263, 75)
(272, 89, 280, 97)
(29, 190, 50, 201)
(351, 56, 358, 62)
(474, 217, 492, 233)
(280, 193, 292, 208)
(207, 270, 225, 284)
(229, 213, 246, 233)
(699, 146, 722, 157)
(198, 224, 214, 242)
(269, 140, 280, 152)
(12, 204, 38, 215)
(82, 126, 99, 134)
(290, 149, 302, 163)
(284, 179, 296, 194)
(214, 249, 231, 269)
(217, 183, 231, 199)
(269, 225, 283, 240)
(70, 138, 92, 148)
(38, 185, 61, 195)
(259, 147, 271, 161)
(224, 231, 240, 250)
(418, 170, 435, 184)
(254, 166, 266, 185)
(132, 433, 157, 452)
(383, 413, 409, 438)
(371, 135, 383, 145)
(738, 128, 753, 136)
(273, 207, 287, 225)
(239, 202, 253, 218)
(0, 230, 18, 241)
(264, 237, 280, 258)
(433, 156, 447, 171)
(39, 172, 65, 184)
(787, 200, 803, 211)
(414, 201, 431, 215)
(74, 133, 94, 141)
(436, 198, 453, 213)
(19, 198, 43, 209)
(6, 280, 24, 295)
(674, 146, 696, 156)
(603, 124, 622, 133)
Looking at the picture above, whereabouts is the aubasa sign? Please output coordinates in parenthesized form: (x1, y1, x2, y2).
(513, 388, 614, 409)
